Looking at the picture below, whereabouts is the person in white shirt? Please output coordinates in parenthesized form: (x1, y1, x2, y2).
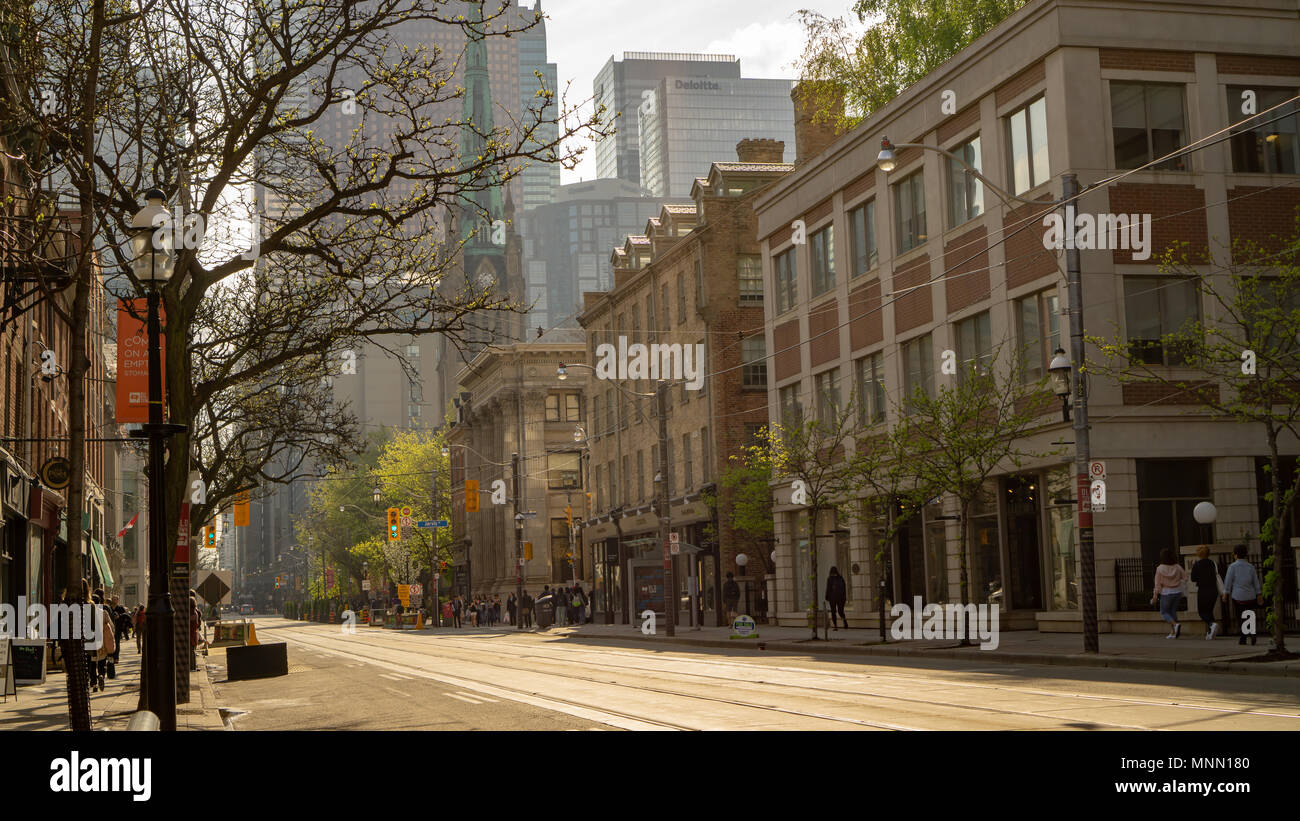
(1151, 548, 1186, 639)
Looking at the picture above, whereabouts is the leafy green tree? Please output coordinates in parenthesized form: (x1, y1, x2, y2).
(1090, 227, 1300, 657)
(893, 347, 1055, 642)
(797, 0, 1030, 127)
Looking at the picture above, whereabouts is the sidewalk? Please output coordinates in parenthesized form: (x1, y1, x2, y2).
(0, 640, 226, 730)
(555, 622, 1300, 678)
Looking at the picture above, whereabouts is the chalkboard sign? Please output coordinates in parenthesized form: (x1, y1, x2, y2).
(12, 639, 46, 685)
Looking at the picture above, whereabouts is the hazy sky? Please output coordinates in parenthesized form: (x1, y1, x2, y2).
(538, 0, 855, 183)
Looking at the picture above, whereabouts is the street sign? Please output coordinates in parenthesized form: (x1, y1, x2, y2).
(416, 520, 437, 529)
(435, 519, 449, 528)
(521, 511, 538, 519)
(730, 615, 758, 640)
(400, 506, 412, 517)
(195, 570, 232, 606)
(362, 580, 371, 591)
(669, 532, 679, 543)
(1090, 478, 1107, 512)
(401, 516, 413, 528)
(409, 583, 422, 597)
(1089, 461, 1106, 480)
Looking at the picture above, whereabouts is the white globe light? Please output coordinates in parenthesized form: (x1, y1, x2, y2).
(1193, 501, 1217, 525)
(735, 553, 748, 567)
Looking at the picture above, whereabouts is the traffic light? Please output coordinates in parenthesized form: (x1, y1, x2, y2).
(205, 527, 215, 548)
(523, 541, 533, 561)
(387, 507, 400, 542)
(465, 479, 479, 512)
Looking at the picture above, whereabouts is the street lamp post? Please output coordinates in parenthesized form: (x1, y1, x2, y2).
(131, 190, 179, 730)
(877, 141, 1099, 653)
(735, 553, 750, 617)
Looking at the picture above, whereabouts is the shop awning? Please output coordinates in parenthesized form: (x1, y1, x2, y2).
(89, 539, 114, 587)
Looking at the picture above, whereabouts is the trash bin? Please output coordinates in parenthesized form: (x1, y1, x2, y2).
(535, 594, 555, 629)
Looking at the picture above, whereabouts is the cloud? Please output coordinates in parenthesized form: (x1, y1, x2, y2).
(704, 19, 807, 79)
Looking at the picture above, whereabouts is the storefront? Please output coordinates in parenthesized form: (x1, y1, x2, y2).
(0, 456, 31, 611)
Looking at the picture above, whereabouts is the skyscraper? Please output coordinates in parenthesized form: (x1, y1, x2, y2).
(517, 1, 559, 212)
(593, 52, 742, 186)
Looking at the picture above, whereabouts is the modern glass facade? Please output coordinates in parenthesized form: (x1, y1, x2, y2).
(638, 76, 796, 198)
(517, 1, 558, 212)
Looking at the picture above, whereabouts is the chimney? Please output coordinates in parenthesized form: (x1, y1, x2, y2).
(791, 81, 847, 164)
(735, 138, 786, 164)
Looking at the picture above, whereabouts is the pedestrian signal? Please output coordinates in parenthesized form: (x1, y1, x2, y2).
(565, 506, 572, 525)
(523, 541, 533, 561)
(465, 480, 479, 512)
(387, 507, 400, 541)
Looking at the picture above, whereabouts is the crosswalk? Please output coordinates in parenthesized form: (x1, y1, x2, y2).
(444, 691, 499, 705)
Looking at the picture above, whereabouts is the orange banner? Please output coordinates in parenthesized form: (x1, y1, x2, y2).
(114, 298, 165, 423)
(233, 502, 249, 527)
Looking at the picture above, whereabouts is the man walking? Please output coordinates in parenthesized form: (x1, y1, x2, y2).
(723, 572, 741, 623)
(1222, 544, 1263, 646)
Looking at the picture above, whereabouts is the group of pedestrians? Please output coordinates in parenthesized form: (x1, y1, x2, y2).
(445, 585, 589, 629)
(1152, 544, 1265, 643)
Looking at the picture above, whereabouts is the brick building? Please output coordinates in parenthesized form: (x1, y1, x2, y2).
(578, 140, 792, 626)
(753, 0, 1300, 632)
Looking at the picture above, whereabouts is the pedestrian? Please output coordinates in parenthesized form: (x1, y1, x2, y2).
(506, 593, 516, 625)
(1151, 548, 1186, 639)
(572, 584, 587, 625)
(134, 604, 146, 652)
(722, 572, 741, 623)
(554, 585, 567, 627)
(452, 596, 462, 628)
(521, 589, 533, 629)
(493, 595, 501, 626)
(188, 591, 204, 671)
(824, 566, 848, 631)
(1222, 544, 1263, 646)
(1189, 545, 1223, 639)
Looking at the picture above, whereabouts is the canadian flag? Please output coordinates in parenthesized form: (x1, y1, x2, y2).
(116, 513, 139, 540)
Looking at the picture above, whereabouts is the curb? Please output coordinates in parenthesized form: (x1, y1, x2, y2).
(559, 631, 1299, 678)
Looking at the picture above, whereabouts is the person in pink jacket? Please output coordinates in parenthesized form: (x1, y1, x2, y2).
(1151, 548, 1187, 638)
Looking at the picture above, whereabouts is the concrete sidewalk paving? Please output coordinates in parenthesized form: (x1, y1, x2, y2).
(554, 622, 1300, 678)
(0, 641, 227, 730)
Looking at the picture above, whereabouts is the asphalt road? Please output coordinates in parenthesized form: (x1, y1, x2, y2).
(211, 618, 1300, 731)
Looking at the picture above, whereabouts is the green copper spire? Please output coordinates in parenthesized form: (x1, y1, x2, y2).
(460, 3, 502, 246)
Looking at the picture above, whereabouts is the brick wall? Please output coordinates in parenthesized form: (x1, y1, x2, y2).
(804, 197, 832, 226)
(994, 60, 1045, 107)
(937, 103, 981, 144)
(1227, 186, 1300, 257)
(1215, 54, 1300, 76)
(891, 254, 932, 333)
(848, 279, 883, 351)
(1107, 183, 1208, 264)
(944, 225, 991, 313)
(1098, 49, 1194, 72)
(843, 170, 876, 203)
(773, 318, 801, 382)
(1121, 380, 1219, 406)
(808, 298, 840, 367)
(1005, 200, 1059, 290)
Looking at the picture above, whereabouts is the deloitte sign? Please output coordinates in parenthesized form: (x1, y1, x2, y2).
(675, 79, 719, 92)
(729, 614, 758, 640)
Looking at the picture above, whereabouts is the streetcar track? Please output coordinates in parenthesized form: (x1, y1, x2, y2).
(272, 627, 918, 730)
(271, 623, 1300, 729)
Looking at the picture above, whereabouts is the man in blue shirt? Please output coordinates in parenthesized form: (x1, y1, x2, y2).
(1221, 544, 1263, 646)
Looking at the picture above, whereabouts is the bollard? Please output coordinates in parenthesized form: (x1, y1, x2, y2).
(127, 711, 160, 731)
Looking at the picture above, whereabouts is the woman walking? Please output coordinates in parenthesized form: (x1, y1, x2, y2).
(1189, 545, 1223, 639)
(1151, 548, 1186, 638)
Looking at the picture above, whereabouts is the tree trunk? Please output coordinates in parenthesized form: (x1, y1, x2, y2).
(1266, 431, 1293, 655)
(958, 500, 972, 646)
(809, 503, 819, 640)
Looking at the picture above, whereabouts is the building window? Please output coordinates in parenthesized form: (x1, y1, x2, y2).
(1008, 97, 1049, 194)
(701, 427, 711, 482)
(695, 259, 705, 308)
(623, 455, 631, 505)
(946, 136, 984, 227)
(893, 170, 927, 253)
(682, 433, 693, 489)
(1124, 276, 1200, 365)
(744, 424, 765, 447)
(779, 383, 803, 425)
(608, 460, 617, 506)
(646, 294, 656, 332)
(1014, 289, 1061, 383)
(591, 394, 600, 435)
(632, 304, 641, 338)
(774, 247, 797, 314)
(548, 452, 582, 489)
(546, 393, 579, 422)
(849, 200, 877, 277)
(902, 334, 935, 412)
(855, 352, 885, 424)
(565, 393, 581, 421)
(955, 311, 992, 378)
(605, 388, 614, 432)
(406, 344, 420, 358)
(810, 224, 835, 297)
(814, 367, 841, 425)
(677, 273, 686, 323)
(738, 256, 764, 303)
(741, 337, 767, 388)
(1227, 86, 1300, 174)
(593, 464, 602, 509)
(1110, 82, 1187, 171)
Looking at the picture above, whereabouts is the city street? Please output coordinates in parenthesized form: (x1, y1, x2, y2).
(212, 620, 1300, 730)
